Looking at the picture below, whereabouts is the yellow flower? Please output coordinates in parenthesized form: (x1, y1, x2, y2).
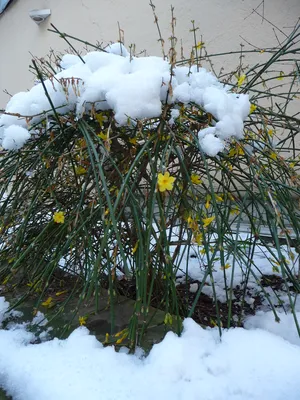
(53, 211, 65, 224)
(75, 166, 87, 175)
(187, 216, 198, 231)
(230, 206, 240, 216)
(228, 192, 235, 201)
(210, 318, 219, 327)
(228, 145, 244, 158)
(42, 156, 51, 169)
(41, 297, 55, 308)
(97, 130, 112, 147)
(190, 174, 202, 185)
(221, 263, 231, 270)
(114, 328, 128, 344)
(205, 194, 211, 209)
(104, 333, 110, 344)
(116, 336, 127, 345)
(132, 240, 139, 255)
(269, 152, 278, 161)
(157, 172, 176, 192)
(129, 137, 137, 145)
(27, 281, 42, 293)
(237, 74, 246, 87)
(202, 216, 215, 228)
(196, 41, 205, 50)
(161, 134, 171, 141)
(228, 148, 236, 158)
(2, 276, 10, 285)
(289, 251, 295, 262)
(164, 312, 173, 325)
(193, 232, 203, 245)
(79, 316, 88, 326)
(97, 132, 108, 140)
(77, 138, 86, 148)
(249, 104, 257, 114)
(55, 290, 68, 296)
(272, 265, 280, 273)
(277, 71, 284, 80)
(95, 112, 107, 126)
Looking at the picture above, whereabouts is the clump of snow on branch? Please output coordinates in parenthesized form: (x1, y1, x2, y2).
(0, 43, 250, 154)
(2, 125, 31, 150)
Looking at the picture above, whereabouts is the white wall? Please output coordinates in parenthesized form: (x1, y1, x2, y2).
(0, 0, 299, 108)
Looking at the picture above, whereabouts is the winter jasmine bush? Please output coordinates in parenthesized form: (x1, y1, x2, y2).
(0, 14, 299, 347)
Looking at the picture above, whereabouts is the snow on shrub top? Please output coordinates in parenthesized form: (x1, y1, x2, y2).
(0, 43, 250, 155)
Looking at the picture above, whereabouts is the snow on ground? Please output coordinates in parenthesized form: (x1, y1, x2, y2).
(0, 44, 250, 156)
(174, 233, 299, 307)
(0, 297, 300, 400)
(58, 229, 299, 310)
(244, 310, 300, 346)
(1, 234, 300, 399)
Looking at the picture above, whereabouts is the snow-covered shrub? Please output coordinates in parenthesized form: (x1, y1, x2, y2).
(0, 21, 299, 347)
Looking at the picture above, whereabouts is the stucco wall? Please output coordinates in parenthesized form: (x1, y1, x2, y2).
(0, 0, 299, 108)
